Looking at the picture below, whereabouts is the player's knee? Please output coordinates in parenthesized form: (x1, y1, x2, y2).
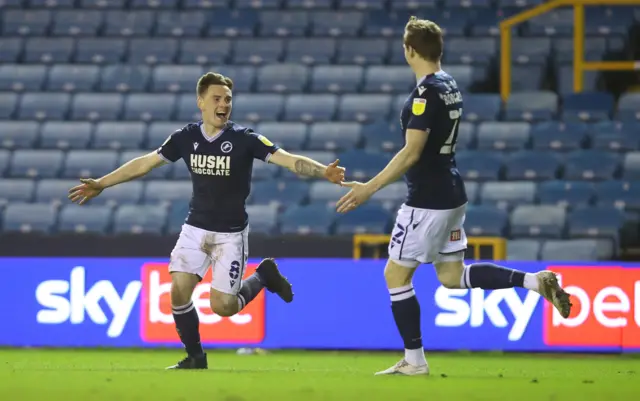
(384, 260, 416, 289)
(433, 261, 464, 289)
(170, 272, 199, 307)
(209, 290, 238, 317)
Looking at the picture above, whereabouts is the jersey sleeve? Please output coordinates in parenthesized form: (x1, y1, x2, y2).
(156, 129, 183, 163)
(246, 130, 280, 162)
(406, 87, 438, 132)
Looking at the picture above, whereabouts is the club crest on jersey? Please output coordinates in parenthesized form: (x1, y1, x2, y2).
(221, 141, 233, 153)
(258, 135, 273, 147)
(412, 98, 426, 116)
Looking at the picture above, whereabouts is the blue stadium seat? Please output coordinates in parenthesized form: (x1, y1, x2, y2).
(252, 159, 279, 180)
(0, 38, 24, 63)
(232, 94, 284, 122)
(476, 122, 530, 150)
(363, 10, 415, 37)
(0, 93, 18, 119)
(147, 122, 184, 149)
(335, 204, 389, 234)
(510, 205, 566, 238)
(362, 120, 402, 153)
(129, 0, 179, 9)
(511, 37, 552, 65)
(81, 0, 127, 8)
(152, 65, 204, 93)
(287, 0, 332, 8)
(0, 64, 47, 92)
(311, 11, 364, 36)
(311, 65, 363, 93)
(233, 39, 284, 64)
(554, 37, 606, 65)
(390, 0, 437, 9)
(568, 206, 624, 240)
(538, 180, 594, 208)
(338, 150, 389, 180)
(285, 38, 336, 64)
(456, 122, 475, 150)
(71, 93, 123, 121)
(246, 204, 279, 234)
(35, 179, 79, 205)
(235, 0, 281, 9)
(526, 8, 573, 36)
(504, 91, 558, 121)
(259, 10, 309, 36)
(2, 203, 56, 234)
(93, 122, 146, 150)
(507, 239, 542, 261)
(256, 64, 309, 93)
(166, 200, 189, 234)
(124, 94, 176, 121)
(446, 38, 497, 65)
(563, 150, 620, 181)
(464, 205, 508, 237)
(0, 121, 39, 149)
(363, 66, 412, 93)
(9, 150, 64, 178)
(595, 180, 640, 210)
(308, 181, 350, 205)
(128, 39, 178, 65)
(461, 93, 501, 122)
(556, 66, 599, 95)
(337, 39, 388, 65)
(279, 204, 334, 235)
(623, 152, 640, 179)
(47, 65, 100, 92)
(29, 0, 78, 8)
(76, 38, 127, 64)
(540, 239, 602, 261)
(369, 181, 405, 210)
(563, 92, 614, 122)
(18, 92, 70, 121)
(444, 65, 480, 93)
(63, 150, 119, 178)
(250, 180, 309, 208)
(40, 121, 92, 149)
(308, 122, 362, 151)
(51, 10, 104, 37)
(209, 65, 255, 92)
(510, 65, 546, 91)
(617, 92, 640, 122)
(120, 150, 172, 180)
(143, 180, 192, 205)
(175, 94, 201, 121)
(279, 150, 336, 179)
(113, 204, 167, 234)
(337, 0, 385, 9)
(2, 10, 51, 36)
(505, 151, 560, 181)
(0, 179, 35, 205)
(283, 94, 338, 122)
(155, 11, 206, 37)
(531, 121, 587, 151)
(480, 181, 536, 209)
(0, 149, 10, 176)
(206, 9, 258, 37)
(24, 38, 73, 63)
(180, 39, 231, 65)
(171, 160, 191, 179)
(88, 181, 144, 206)
(590, 121, 639, 152)
(455, 151, 503, 181)
(57, 205, 112, 234)
(470, 8, 517, 37)
(338, 94, 391, 122)
(104, 11, 154, 36)
(585, 6, 633, 36)
(256, 122, 307, 150)
(464, 181, 479, 204)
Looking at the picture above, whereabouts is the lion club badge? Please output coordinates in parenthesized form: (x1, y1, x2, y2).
(412, 98, 426, 116)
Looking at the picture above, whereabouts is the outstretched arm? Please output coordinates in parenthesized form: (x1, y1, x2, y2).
(269, 149, 344, 183)
(98, 151, 167, 188)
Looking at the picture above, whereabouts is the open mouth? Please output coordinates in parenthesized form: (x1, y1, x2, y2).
(215, 112, 228, 120)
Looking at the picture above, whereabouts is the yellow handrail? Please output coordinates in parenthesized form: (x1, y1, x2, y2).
(499, 0, 640, 101)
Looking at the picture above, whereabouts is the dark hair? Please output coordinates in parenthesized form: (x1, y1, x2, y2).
(197, 72, 234, 97)
(404, 16, 443, 62)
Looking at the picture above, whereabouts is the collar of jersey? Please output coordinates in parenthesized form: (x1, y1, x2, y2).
(416, 70, 444, 86)
(199, 121, 228, 143)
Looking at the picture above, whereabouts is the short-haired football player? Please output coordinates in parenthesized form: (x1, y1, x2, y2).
(336, 17, 572, 376)
(68, 72, 345, 369)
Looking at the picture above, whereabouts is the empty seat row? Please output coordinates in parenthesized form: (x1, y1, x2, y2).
(507, 238, 615, 261)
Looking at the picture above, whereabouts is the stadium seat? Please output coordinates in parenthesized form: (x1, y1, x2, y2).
(0, 121, 39, 149)
(113, 204, 167, 234)
(24, 38, 74, 64)
(556, 66, 599, 94)
(507, 239, 542, 261)
(155, 11, 206, 37)
(338, 150, 389, 180)
(104, 11, 155, 37)
(510, 205, 566, 238)
(476, 122, 530, 150)
(280, 204, 335, 235)
(166, 200, 189, 234)
(128, 39, 179, 65)
(18, 92, 71, 120)
(590, 121, 639, 152)
(563, 150, 620, 181)
(308, 122, 362, 151)
(480, 181, 536, 209)
(337, 39, 389, 65)
(250, 180, 309, 208)
(71, 93, 124, 121)
(595, 181, 640, 210)
(210, 65, 255, 92)
(75, 38, 127, 64)
(51, 10, 104, 37)
(40, 121, 93, 149)
(283, 94, 338, 122)
(287, 0, 332, 8)
(0, 64, 47, 92)
(256, 64, 309, 93)
(511, 37, 551, 65)
(2, 203, 56, 234)
(256, 122, 307, 150)
(504, 91, 558, 121)
(464, 181, 479, 204)
(335, 204, 390, 234)
(337, 0, 385, 10)
(175, 94, 201, 121)
(311, 65, 364, 93)
(152, 65, 204, 93)
(553, 37, 606, 65)
(57, 205, 112, 234)
(232, 94, 284, 122)
(308, 181, 350, 205)
(455, 151, 503, 181)
(363, 10, 413, 37)
(143, 180, 192, 205)
(462, 94, 501, 122)
(35, 179, 79, 205)
(446, 38, 497, 65)
(285, 38, 336, 65)
(623, 152, 640, 179)
(93, 122, 146, 150)
(362, 66, 412, 93)
(505, 151, 560, 181)
(47, 65, 100, 93)
(0, 38, 24, 63)
(9, 150, 64, 178)
(81, 0, 127, 7)
(124, 94, 176, 121)
(99, 65, 150, 92)
(0, 93, 18, 119)
(510, 65, 546, 92)
(369, 181, 405, 210)
(455, 122, 475, 150)
(562, 92, 614, 122)
(179, 39, 231, 65)
(362, 120, 403, 153)
(63, 150, 119, 178)
(233, 39, 284, 64)
(147, 122, 184, 149)
(568, 206, 625, 241)
(338, 94, 391, 122)
(531, 122, 588, 151)
(252, 158, 279, 180)
(540, 239, 599, 261)
(246, 204, 279, 234)
(617, 92, 640, 122)
(538, 180, 595, 208)
(464, 205, 508, 237)
(204, 9, 257, 37)
(259, 10, 310, 37)
(526, 8, 573, 36)
(0, 149, 10, 176)
(88, 181, 144, 206)
(2, 10, 52, 36)
(0, 179, 35, 205)
(584, 6, 632, 36)
(311, 11, 364, 37)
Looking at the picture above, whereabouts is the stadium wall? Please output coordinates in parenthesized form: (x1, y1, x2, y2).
(1, 257, 638, 353)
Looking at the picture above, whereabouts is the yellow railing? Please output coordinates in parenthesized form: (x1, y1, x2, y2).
(500, 0, 640, 101)
(353, 235, 506, 261)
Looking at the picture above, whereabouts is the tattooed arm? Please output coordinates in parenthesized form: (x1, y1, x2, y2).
(268, 149, 344, 183)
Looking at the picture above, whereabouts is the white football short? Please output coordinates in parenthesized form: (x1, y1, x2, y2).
(388, 203, 468, 268)
(169, 223, 249, 295)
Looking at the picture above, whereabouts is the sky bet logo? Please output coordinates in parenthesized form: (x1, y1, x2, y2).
(35, 263, 265, 343)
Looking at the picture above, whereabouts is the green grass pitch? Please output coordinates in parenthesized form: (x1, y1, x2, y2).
(1, 349, 638, 400)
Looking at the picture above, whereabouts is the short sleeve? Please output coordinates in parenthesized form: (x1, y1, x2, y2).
(407, 87, 438, 132)
(246, 131, 280, 162)
(156, 129, 182, 163)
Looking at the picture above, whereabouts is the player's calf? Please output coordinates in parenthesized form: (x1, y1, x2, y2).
(169, 272, 206, 369)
